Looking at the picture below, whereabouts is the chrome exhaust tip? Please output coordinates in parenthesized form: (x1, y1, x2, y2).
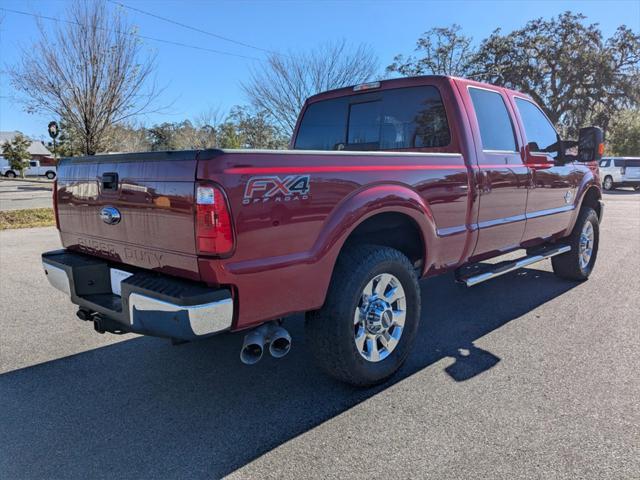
(239, 325, 268, 365)
(239, 323, 292, 364)
(268, 325, 292, 359)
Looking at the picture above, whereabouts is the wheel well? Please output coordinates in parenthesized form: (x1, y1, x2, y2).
(581, 186, 602, 219)
(342, 212, 424, 269)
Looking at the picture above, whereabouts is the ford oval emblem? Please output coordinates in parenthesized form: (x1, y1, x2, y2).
(100, 206, 121, 225)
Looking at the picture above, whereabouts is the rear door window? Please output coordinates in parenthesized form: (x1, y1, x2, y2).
(295, 86, 450, 150)
(514, 97, 560, 159)
(468, 87, 517, 152)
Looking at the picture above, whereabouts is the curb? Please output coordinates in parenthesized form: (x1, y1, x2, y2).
(0, 177, 54, 184)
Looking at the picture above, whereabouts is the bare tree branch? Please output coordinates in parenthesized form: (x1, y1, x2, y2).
(242, 40, 379, 135)
(8, 0, 161, 155)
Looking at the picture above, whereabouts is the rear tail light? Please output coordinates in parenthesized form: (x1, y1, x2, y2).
(52, 180, 60, 230)
(195, 184, 234, 256)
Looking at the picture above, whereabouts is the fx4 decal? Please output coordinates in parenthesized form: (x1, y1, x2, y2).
(243, 175, 311, 204)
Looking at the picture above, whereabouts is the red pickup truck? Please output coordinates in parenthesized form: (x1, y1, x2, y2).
(42, 76, 604, 386)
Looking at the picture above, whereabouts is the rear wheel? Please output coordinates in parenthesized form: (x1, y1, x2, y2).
(306, 245, 421, 387)
(551, 207, 599, 281)
(603, 176, 614, 191)
(5, 171, 16, 178)
(45, 171, 56, 179)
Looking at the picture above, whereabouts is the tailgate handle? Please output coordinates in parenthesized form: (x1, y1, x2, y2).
(102, 172, 118, 191)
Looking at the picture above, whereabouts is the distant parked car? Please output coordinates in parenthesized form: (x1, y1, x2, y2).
(598, 157, 640, 191)
(1, 159, 57, 179)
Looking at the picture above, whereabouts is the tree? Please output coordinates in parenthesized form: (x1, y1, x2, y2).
(606, 109, 640, 156)
(2, 133, 32, 178)
(472, 12, 640, 136)
(146, 107, 288, 151)
(105, 123, 151, 153)
(242, 40, 379, 134)
(9, 0, 160, 155)
(222, 106, 288, 149)
(387, 25, 475, 77)
(389, 13, 640, 138)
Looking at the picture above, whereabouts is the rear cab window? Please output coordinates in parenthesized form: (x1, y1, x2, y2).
(468, 87, 517, 152)
(294, 85, 451, 151)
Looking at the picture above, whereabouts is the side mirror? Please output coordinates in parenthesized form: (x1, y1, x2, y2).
(577, 127, 604, 162)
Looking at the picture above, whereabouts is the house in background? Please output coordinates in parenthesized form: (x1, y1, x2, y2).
(0, 131, 55, 165)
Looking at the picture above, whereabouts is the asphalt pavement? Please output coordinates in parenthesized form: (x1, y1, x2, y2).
(0, 190, 638, 479)
(0, 178, 54, 211)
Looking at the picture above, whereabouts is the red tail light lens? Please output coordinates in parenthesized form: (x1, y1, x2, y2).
(52, 180, 60, 230)
(195, 184, 234, 255)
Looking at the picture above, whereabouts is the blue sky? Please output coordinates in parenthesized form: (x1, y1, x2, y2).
(1, 0, 638, 140)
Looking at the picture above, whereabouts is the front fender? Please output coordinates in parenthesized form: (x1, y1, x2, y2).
(565, 168, 601, 235)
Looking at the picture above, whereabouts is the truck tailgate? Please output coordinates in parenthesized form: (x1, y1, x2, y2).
(56, 151, 201, 280)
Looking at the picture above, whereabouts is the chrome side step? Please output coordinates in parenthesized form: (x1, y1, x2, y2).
(461, 245, 571, 287)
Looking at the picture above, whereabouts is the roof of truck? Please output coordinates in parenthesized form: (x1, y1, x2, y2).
(305, 75, 530, 104)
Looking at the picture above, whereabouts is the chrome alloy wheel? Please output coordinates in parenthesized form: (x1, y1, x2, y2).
(354, 273, 406, 362)
(579, 221, 595, 269)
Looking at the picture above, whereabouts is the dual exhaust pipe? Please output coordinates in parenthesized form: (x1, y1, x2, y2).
(240, 322, 292, 365)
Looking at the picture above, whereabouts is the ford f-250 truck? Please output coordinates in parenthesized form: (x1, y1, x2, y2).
(42, 76, 604, 386)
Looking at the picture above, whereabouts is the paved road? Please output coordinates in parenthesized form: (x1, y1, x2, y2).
(1, 191, 638, 479)
(0, 178, 53, 211)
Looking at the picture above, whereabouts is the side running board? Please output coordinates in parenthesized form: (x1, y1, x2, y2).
(459, 245, 571, 287)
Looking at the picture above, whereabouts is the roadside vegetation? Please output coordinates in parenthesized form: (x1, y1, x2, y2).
(0, 208, 55, 230)
(1, 133, 31, 178)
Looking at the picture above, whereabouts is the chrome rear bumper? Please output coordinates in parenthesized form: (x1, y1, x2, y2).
(42, 249, 233, 340)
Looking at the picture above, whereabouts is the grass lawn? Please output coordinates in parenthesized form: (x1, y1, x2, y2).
(0, 208, 56, 230)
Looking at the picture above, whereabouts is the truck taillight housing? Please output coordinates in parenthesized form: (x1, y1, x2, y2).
(52, 180, 60, 230)
(195, 184, 234, 256)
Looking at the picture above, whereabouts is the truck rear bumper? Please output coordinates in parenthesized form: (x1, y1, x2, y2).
(42, 250, 233, 340)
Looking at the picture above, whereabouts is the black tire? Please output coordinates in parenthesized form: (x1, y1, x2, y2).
(45, 171, 56, 179)
(551, 207, 599, 281)
(602, 176, 614, 191)
(5, 170, 16, 178)
(306, 245, 421, 387)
